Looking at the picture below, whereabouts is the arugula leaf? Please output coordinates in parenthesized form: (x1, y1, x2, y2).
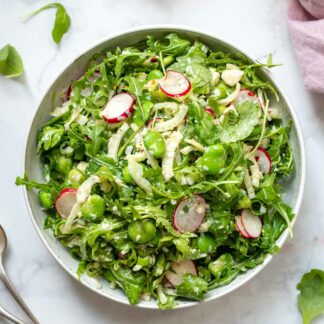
(110, 264, 146, 304)
(23, 3, 71, 44)
(0, 44, 24, 78)
(219, 100, 260, 144)
(175, 274, 208, 301)
(297, 269, 324, 324)
(146, 33, 190, 56)
(123, 76, 144, 97)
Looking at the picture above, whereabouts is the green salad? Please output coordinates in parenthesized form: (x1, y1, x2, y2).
(17, 33, 295, 308)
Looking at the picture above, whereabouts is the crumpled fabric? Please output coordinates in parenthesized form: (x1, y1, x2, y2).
(287, 0, 324, 93)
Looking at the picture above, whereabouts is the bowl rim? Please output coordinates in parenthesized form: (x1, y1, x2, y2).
(21, 24, 306, 310)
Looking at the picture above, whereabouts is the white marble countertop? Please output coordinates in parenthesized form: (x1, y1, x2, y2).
(1, 0, 324, 323)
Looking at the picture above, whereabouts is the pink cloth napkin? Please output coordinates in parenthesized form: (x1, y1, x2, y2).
(287, 0, 324, 92)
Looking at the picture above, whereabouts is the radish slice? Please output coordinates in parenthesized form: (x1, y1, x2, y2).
(101, 92, 135, 123)
(233, 89, 260, 107)
(241, 209, 262, 238)
(204, 107, 216, 118)
(235, 216, 250, 238)
(55, 188, 77, 218)
(172, 195, 207, 233)
(164, 260, 197, 287)
(159, 70, 191, 98)
(254, 147, 272, 174)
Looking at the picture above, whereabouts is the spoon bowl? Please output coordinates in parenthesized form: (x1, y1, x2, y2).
(0, 225, 38, 324)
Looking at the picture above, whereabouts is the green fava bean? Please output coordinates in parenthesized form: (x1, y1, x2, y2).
(198, 144, 226, 175)
(147, 69, 163, 81)
(55, 155, 72, 175)
(81, 194, 105, 221)
(128, 219, 156, 244)
(68, 169, 85, 186)
(38, 190, 53, 209)
(197, 234, 217, 253)
(143, 130, 166, 159)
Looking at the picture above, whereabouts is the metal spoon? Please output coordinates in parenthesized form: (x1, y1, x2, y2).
(0, 304, 26, 324)
(0, 225, 39, 324)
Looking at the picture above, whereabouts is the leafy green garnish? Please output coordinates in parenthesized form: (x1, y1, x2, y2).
(297, 269, 324, 324)
(219, 100, 260, 143)
(23, 3, 71, 44)
(0, 44, 24, 78)
(175, 274, 208, 301)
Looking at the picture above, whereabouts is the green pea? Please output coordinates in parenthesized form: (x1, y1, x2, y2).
(197, 144, 226, 175)
(55, 155, 72, 175)
(38, 190, 53, 209)
(81, 194, 105, 221)
(237, 195, 251, 209)
(143, 130, 166, 159)
(132, 100, 153, 126)
(68, 169, 85, 186)
(128, 219, 156, 244)
(197, 234, 217, 253)
(148, 230, 160, 246)
(122, 166, 133, 183)
(208, 253, 233, 280)
(147, 69, 164, 81)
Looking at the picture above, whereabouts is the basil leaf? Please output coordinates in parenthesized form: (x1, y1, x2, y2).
(24, 3, 71, 44)
(297, 269, 324, 324)
(0, 44, 24, 78)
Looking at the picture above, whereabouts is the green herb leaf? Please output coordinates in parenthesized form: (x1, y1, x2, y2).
(219, 100, 260, 144)
(297, 269, 324, 324)
(23, 3, 71, 44)
(0, 44, 24, 78)
(175, 274, 208, 301)
(146, 33, 190, 56)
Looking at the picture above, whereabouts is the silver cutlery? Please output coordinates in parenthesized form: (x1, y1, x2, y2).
(0, 304, 26, 324)
(0, 225, 39, 324)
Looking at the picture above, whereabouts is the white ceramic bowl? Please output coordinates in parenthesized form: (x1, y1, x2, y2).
(23, 25, 305, 309)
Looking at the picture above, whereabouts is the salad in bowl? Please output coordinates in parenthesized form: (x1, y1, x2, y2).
(17, 32, 296, 309)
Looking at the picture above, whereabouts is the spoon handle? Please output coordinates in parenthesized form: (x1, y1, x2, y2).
(0, 261, 39, 324)
(0, 304, 26, 324)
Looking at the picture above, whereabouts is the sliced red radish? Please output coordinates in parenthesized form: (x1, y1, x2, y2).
(241, 209, 262, 238)
(233, 89, 260, 107)
(235, 216, 251, 238)
(204, 107, 216, 118)
(159, 70, 191, 98)
(54, 188, 77, 218)
(101, 92, 135, 124)
(254, 147, 272, 174)
(164, 260, 197, 287)
(172, 195, 206, 233)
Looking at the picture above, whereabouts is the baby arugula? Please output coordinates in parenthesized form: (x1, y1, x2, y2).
(0, 44, 24, 78)
(23, 2, 71, 44)
(297, 269, 324, 324)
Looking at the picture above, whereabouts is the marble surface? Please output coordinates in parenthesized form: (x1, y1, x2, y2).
(0, 0, 324, 323)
